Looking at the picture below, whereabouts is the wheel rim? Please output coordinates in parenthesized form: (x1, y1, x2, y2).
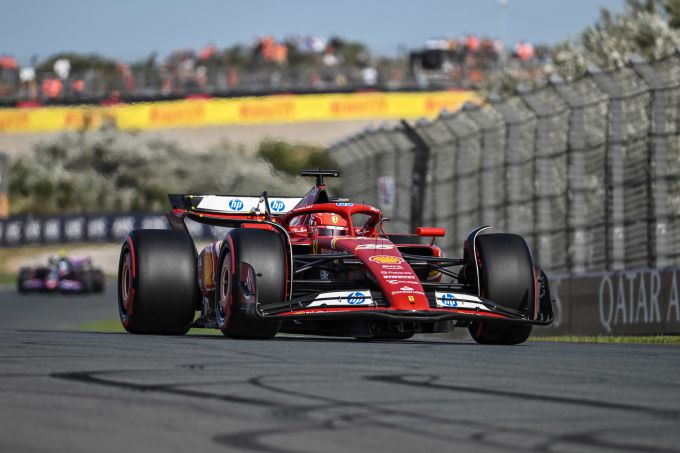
(119, 247, 134, 322)
(216, 252, 233, 328)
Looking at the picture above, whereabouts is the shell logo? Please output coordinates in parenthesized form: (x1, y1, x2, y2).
(369, 255, 404, 264)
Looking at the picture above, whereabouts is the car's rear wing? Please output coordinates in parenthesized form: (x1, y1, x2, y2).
(169, 194, 303, 216)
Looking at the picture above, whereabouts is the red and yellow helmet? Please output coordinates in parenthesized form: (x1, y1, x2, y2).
(310, 212, 347, 237)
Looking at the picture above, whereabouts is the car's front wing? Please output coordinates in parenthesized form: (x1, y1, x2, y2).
(258, 289, 554, 325)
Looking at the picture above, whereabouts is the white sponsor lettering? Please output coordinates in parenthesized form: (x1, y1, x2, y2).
(197, 195, 302, 214)
(65, 218, 85, 240)
(355, 243, 395, 250)
(43, 219, 60, 242)
(668, 271, 680, 322)
(111, 217, 134, 239)
(142, 216, 167, 229)
(5, 221, 21, 244)
(598, 270, 668, 333)
(380, 271, 414, 276)
(434, 292, 489, 310)
(391, 290, 426, 296)
(307, 290, 375, 308)
(24, 219, 41, 242)
(88, 217, 107, 239)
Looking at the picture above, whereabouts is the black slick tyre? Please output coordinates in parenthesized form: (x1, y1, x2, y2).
(92, 269, 105, 293)
(118, 229, 199, 334)
(215, 228, 284, 339)
(17, 268, 30, 293)
(468, 233, 535, 345)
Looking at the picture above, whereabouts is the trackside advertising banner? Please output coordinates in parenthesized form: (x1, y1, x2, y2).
(0, 91, 478, 133)
(0, 213, 217, 246)
(536, 270, 680, 336)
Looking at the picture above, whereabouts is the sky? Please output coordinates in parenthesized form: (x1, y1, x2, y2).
(0, 0, 626, 64)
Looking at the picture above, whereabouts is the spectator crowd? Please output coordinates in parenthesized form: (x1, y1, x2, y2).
(0, 34, 549, 105)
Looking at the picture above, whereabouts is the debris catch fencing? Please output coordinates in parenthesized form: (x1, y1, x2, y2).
(328, 53, 680, 275)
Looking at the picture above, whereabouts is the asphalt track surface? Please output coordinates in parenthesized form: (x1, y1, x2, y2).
(1, 284, 680, 453)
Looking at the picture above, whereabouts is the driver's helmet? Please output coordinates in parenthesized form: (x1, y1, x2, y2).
(310, 212, 348, 237)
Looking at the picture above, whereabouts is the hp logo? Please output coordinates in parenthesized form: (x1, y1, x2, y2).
(229, 199, 244, 211)
(441, 294, 458, 307)
(270, 199, 285, 212)
(347, 292, 366, 305)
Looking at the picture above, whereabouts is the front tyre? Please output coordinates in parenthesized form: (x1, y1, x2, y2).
(118, 230, 199, 334)
(468, 233, 535, 345)
(216, 228, 284, 339)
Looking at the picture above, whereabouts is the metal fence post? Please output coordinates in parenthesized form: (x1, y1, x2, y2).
(464, 102, 507, 232)
(552, 73, 609, 273)
(491, 96, 538, 253)
(439, 110, 482, 255)
(400, 119, 431, 233)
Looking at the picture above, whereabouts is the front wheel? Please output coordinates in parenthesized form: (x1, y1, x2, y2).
(468, 321, 532, 345)
(468, 233, 535, 345)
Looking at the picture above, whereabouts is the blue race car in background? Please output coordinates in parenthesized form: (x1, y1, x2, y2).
(17, 255, 105, 294)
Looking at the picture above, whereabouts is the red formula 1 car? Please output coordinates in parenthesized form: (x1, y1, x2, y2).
(117, 170, 553, 344)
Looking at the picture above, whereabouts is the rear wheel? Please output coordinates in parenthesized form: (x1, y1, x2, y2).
(215, 228, 284, 339)
(92, 269, 105, 293)
(118, 230, 199, 334)
(468, 233, 535, 345)
(17, 268, 30, 293)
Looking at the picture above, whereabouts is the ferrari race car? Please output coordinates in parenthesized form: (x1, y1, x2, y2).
(18, 255, 105, 293)
(117, 170, 553, 344)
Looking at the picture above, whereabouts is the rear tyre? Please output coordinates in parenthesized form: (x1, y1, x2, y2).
(92, 269, 105, 293)
(17, 268, 30, 293)
(118, 229, 199, 334)
(75, 270, 93, 293)
(216, 228, 284, 339)
(468, 233, 535, 345)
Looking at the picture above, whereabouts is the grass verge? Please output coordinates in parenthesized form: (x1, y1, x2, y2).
(0, 272, 16, 285)
(530, 335, 680, 344)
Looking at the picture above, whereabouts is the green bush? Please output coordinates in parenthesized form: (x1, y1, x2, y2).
(257, 140, 336, 176)
(9, 127, 308, 215)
